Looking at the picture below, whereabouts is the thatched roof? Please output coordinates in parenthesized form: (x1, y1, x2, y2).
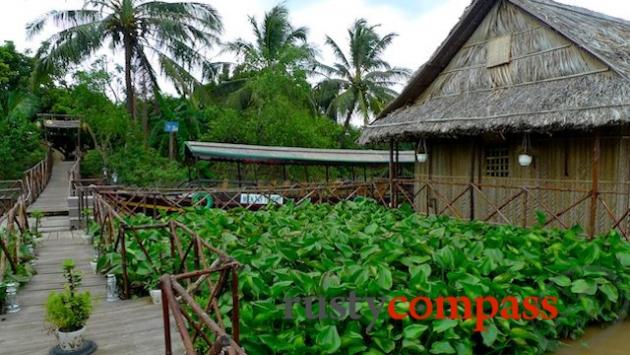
(360, 0, 630, 144)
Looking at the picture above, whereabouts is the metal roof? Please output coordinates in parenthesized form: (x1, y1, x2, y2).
(185, 141, 415, 166)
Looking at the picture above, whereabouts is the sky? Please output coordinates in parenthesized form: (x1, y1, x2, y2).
(1, 0, 628, 91)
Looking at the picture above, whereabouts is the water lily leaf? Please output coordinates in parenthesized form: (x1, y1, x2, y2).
(599, 283, 619, 302)
(571, 279, 597, 295)
(430, 341, 456, 354)
(616, 252, 630, 266)
(549, 275, 571, 287)
(433, 319, 458, 333)
(404, 324, 429, 339)
(377, 265, 393, 290)
(316, 325, 341, 354)
(482, 323, 499, 347)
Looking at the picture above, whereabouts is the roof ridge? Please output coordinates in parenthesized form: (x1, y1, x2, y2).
(523, 0, 630, 27)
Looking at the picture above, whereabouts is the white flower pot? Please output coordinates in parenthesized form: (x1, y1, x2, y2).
(416, 153, 428, 163)
(90, 261, 97, 274)
(56, 327, 85, 351)
(518, 154, 533, 167)
(150, 289, 162, 305)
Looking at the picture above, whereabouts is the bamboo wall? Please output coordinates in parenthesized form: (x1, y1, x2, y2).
(413, 132, 630, 235)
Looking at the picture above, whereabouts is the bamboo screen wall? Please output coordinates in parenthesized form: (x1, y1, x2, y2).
(412, 136, 630, 236)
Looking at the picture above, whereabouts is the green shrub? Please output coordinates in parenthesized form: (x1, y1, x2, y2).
(80, 149, 104, 178)
(45, 260, 92, 332)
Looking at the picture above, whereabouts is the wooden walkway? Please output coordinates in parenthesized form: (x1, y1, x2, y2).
(28, 160, 74, 216)
(1, 161, 182, 354)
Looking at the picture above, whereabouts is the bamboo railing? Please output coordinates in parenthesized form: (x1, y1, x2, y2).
(0, 148, 53, 281)
(90, 193, 245, 354)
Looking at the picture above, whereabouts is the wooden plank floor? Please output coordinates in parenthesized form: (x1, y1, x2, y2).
(2, 160, 184, 354)
(27, 160, 73, 215)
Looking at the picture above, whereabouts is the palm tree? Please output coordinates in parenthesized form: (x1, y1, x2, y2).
(227, 5, 314, 73)
(27, 0, 223, 121)
(317, 19, 410, 128)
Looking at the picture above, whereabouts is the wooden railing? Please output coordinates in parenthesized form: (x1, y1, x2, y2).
(0, 148, 54, 280)
(391, 179, 630, 238)
(90, 193, 244, 354)
(85, 177, 630, 239)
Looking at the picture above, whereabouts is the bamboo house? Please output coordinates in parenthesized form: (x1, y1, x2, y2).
(360, 0, 630, 236)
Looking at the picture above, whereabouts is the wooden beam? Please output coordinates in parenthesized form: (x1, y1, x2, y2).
(589, 133, 601, 238)
(389, 140, 394, 207)
(469, 139, 476, 220)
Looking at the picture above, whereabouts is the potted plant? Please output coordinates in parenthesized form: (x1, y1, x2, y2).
(31, 210, 44, 238)
(45, 259, 96, 354)
(145, 275, 162, 305)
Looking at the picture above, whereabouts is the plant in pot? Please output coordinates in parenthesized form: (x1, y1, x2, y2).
(144, 274, 162, 305)
(45, 259, 96, 354)
(31, 210, 44, 239)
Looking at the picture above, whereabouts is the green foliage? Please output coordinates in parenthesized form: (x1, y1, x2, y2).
(108, 145, 186, 187)
(45, 260, 92, 332)
(102, 200, 630, 354)
(29, 0, 223, 108)
(317, 19, 410, 127)
(227, 5, 314, 74)
(0, 115, 45, 179)
(0, 42, 44, 179)
(81, 149, 104, 178)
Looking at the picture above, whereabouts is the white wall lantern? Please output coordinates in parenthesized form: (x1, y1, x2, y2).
(519, 133, 533, 167)
(416, 139, 429, 164)
(518, 154, 533, 167)
(416, 153, 429, 163)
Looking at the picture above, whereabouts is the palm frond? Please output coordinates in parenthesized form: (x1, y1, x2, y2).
(26, 9, 103, 38)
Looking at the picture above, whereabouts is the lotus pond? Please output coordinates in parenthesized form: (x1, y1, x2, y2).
(94, 199, 630, 354)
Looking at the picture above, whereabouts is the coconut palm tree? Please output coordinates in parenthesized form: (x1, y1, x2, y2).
(317, 19, 410, 128)
(27, 0, 223, 121)
(227, 5, 314, 73)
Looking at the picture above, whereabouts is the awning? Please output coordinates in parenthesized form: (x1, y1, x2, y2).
(43, 120, 81, 129)
(185, 141, 415, 166)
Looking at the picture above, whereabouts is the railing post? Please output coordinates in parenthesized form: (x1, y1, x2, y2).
(161, 277, 173, 355)
(231, 267, 240, 344)
(119, 225, 129, 299)
(589, 134, 601, 238)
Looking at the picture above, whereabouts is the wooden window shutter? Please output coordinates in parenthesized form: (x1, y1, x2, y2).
(486, 34, 512, 68)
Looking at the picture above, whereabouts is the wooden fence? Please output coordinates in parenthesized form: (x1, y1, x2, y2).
(0, 149, 53, 281)
(90, 193, 245, 354)
(84, 177, 630, 239)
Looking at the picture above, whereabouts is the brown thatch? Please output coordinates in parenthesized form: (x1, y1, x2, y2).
(360, 0, 630, 144)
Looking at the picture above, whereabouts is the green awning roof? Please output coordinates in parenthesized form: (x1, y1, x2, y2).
(185, 141, 415, 166)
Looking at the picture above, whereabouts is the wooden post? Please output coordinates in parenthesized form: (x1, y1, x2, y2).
(469, 140, 476, 221)
(120, 226, 129, 299)
(589, 133, 601, 238)
(325, 166, 329, 183)
(161, 278, 173, 355)
(388, 140, 394, 207)
(237, 162, 242, 187)
(168, 132, 175, 160)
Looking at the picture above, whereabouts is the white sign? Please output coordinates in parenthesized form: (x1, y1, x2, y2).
(240, 193, 284, 205)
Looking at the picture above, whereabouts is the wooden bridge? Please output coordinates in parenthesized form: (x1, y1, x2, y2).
(0, 156, 182, 354)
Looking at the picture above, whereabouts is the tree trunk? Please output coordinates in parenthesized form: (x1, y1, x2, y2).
(123, 35, 136, 121)
(343, 100, 357, 129)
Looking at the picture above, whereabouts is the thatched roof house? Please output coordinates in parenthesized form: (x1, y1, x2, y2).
(359, 0, 630, 237)
(360, 0, 630, 144)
